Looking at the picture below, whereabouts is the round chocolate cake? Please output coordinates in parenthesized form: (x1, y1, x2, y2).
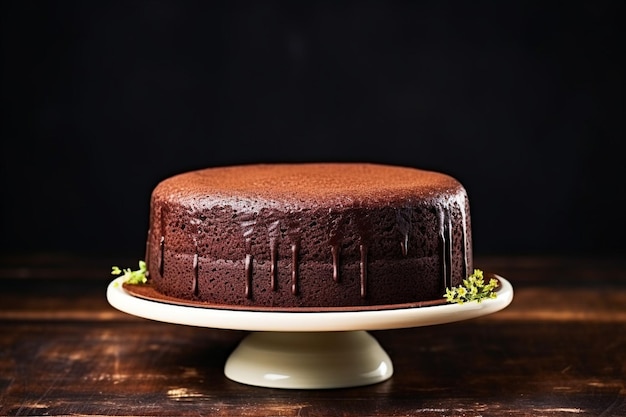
(143, 163, 472, 309)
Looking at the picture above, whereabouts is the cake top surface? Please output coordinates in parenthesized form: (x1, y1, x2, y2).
(153, 163, 464, 209)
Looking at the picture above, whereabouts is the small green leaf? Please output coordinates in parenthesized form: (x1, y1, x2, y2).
(111, 260, 148, 285)
(443, 269, 498, 304)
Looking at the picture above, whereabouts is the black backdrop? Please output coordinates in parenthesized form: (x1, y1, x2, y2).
(1, 1, 624, 258)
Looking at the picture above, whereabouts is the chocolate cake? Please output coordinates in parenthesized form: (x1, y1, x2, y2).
(143, 163, 473, 309)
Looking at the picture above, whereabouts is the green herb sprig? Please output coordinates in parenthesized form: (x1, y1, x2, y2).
(444, 269, 498, 304)
(111, 260, 148, 286)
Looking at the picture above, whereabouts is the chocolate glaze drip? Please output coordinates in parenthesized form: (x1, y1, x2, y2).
(192, 250, 199, 296)
(240, 215, 256, 243)
(328, 213, 344, 283)
(396, 207, 411, 257)
(158, 236, 165, 277)
(269, 240, 278, 291)
(331, 244, 340, 282)
(144, 229, 151, 277)
(400, 234, 409, 256)
(438, 206, 453, 290)
(239, 214, 257, 299)
(459, 197, 469, 276)
(158, 205, 167, 278)
(244, 254, 253, 299)
(291, 242, 299, 295)
(354, 209, 372, 299)
(268, 220, 280, 291)
(359, 244, 368, 298)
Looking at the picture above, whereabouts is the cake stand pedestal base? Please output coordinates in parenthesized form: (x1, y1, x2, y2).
(224, 331, 393, 389)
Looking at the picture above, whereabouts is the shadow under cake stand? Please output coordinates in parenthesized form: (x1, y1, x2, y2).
(107, 275, 513, 389)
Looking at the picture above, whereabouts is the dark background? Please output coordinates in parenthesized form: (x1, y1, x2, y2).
(1, 1, 624, 259)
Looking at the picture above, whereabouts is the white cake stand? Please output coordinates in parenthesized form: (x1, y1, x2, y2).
(107, 275, 513, 389)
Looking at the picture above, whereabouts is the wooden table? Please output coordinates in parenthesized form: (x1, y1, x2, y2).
(1, 255, 625, 416)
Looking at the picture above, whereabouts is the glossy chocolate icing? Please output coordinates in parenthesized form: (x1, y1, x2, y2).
(145, 163, 473, 308)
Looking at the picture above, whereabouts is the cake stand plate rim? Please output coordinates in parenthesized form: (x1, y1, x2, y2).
(106, 275, 513, 332)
